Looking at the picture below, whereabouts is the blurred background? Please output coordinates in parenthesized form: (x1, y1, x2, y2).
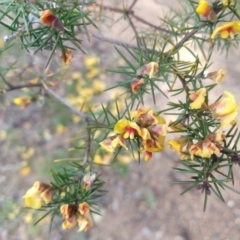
(1, 0, 240, 239)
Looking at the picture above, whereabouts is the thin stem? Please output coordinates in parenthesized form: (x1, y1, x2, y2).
(6, 83, 42, 91)
(90, 31, 159, 53)
(43, 84, 94, 123)
(0, 72, 14, 88)
(5, 80, 105, 126)
(131, 13, 173, 34)
(127, 15, 142, 45)
(129, 0, 138, 10)
(83, 119, 91, 164)
(166, 22, 206, 54)
(94, 2, 173, 34)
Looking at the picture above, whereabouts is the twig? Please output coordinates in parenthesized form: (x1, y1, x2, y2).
(83, 119, 91, 164)
(0, 72, 14, 88)
(90, 31, 160, 53)
(6, 83, 42, 91)
(94, 2, 173, 34)
(94, 3, 131, 14)
(131, 13, 173, 34)
(43, 85, 94, 123)
(128, 0, 138, 10)
(5, 80, 104, 126)
(127, 15, 142, 46)
(166, 22, 206, 54)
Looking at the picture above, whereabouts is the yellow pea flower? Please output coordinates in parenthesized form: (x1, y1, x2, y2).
(23, 182, 52, 209)
(189, 88, 207, 109)
(210, 91, 238, 117)
(196, 0, 211, 17)
(114, 119, 141, 139)
(13, 97, 31, 108)
(211, 21, 240, 39)
(142, 137, 165, 153)
(167, 137, 188, 153)
(201, 140, 220, 158)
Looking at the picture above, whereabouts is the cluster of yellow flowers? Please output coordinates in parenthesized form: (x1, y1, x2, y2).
(100, 108, 167, 161)
(189, 133, 226, 159)
(196, 0, 240, 39)
(23, 173, 96, 232)
(60, 202, 92, 231)
(189, 88, 238, 128)
(101, 84, 238, 161)
(168, 133, 226, 160)
(168, 88, 238, 160)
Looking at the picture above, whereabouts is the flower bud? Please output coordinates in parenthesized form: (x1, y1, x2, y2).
(131, 77, 144, 93)
(40, 10, 64, 31)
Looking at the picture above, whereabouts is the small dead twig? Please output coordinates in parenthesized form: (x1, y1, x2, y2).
(83, 119, 91, 164)
(0, 72, 14, 89)
(128, 0, 138, 11)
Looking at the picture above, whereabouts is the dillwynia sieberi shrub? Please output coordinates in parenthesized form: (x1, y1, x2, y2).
(1, 0, 240, 233)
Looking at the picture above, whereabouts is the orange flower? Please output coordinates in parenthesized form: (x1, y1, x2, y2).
(189, 88, 207, 109)
(60, 203, 92, 231)
(131, 78, 144, 93)
(136, 62, 158, 78)
(23, 181, 52, 209)
(40, 10, 64, 31)
(211, 21, 240, 39)
(114, 119, 141, 139)
(210, 91, 238, 128)
(60, 204, 78, 229)
(78, 202, 90, 215)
